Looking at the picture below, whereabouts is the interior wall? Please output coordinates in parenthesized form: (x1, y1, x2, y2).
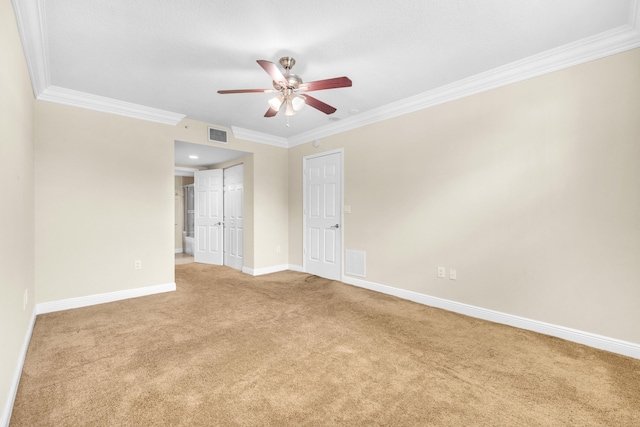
(288, 48, 640, 345)
(34, 102, 175, 303)
(174, 120, 288, 270)
(0, 0, 36, 422)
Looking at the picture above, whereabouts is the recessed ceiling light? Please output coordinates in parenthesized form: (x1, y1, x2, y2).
(189, 155, 199, 159)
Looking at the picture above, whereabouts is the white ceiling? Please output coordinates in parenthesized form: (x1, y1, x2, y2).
(14, 0, 640, 144)
(174, 140, 247, 168)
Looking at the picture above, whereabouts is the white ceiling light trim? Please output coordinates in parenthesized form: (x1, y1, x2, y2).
(38, 86, 186, 126)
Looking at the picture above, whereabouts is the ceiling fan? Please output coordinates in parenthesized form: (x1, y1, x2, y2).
(217, 57, 352, 117)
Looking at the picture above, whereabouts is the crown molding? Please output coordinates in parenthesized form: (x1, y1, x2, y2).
(288, 3, 640, 147)
(13, 0, 640, 141)
(12, 0, 185, 126)
(11, 0, 49, 97)
(38, 86, 186, 126)
(231, 126, 288, 148)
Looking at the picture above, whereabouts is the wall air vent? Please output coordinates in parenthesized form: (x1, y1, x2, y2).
(346, 249, 366, 278)
(208, 127, 228, 144)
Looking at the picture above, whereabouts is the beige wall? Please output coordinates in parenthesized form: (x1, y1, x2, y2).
(0, 0, 36, 421)
(174, 120, 289, 270)
(32, 107, 289, 306)
(289, 48, 640, 344)
(34, 102, 176, 303)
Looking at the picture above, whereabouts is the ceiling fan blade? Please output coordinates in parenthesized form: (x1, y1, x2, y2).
(257, 60, 286, 83)
(217, 89, 272, 94)
(300, 76, 352, 92)
(303, 95, 337, 115)
(264, 106, 280, 117)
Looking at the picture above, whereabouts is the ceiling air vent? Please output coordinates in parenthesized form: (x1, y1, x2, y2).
(208, 127, 228, 144)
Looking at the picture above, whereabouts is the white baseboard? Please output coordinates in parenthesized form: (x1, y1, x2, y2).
(341, 275, 640, 360)
(242, 265, 290, 276)
(1, 308, 36, 427)
(288, 264, 304, 273)
(36, 282, 176, 315)
(174, 248, 183, 254)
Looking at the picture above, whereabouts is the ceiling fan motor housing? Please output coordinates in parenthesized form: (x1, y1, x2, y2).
(273, 57, 302, 90)
(274, 73, 302, 91)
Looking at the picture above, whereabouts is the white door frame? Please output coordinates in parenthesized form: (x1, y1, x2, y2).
(302, 149, 344, 280)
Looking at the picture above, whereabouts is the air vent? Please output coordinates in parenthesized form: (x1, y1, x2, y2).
(208, 127, 228, 144)
(346, 250, 366, 278)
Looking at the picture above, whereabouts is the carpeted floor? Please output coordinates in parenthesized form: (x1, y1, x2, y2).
(11, 264, 640, 426)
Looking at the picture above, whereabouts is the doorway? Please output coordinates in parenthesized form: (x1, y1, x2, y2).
(174, 140, 248, 267)
(303, 150, 343, 281)
(192, 165, 244, 270)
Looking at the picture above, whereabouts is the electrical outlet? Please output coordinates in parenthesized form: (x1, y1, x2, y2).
(437, 267, 446, 278)
(276, 245, 281, 253)
(134, 260, 142, 270)
(449, 269, 457, 280)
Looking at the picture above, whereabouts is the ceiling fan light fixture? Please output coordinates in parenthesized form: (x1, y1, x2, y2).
(219, 57, 351, 118)
(284, 95, 305, 116)
(284, 98, 295, 116)
(268, 94, 284, 110)
(291, 94, 305, 112)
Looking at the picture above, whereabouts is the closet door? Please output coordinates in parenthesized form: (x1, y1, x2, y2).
(224, 165, 244, 270)
(194, 169, 223, 265)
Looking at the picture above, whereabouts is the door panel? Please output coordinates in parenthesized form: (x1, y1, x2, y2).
(325, 183, 336, 217)
(324, 229, 336, 264)
(194, 169, 223, 265)
(304, 152, 342, 280)
(224, 164, 244, 270)
(309, 227, 321, 261)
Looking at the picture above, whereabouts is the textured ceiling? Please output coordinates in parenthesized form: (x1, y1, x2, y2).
(32, 1, 636, 139)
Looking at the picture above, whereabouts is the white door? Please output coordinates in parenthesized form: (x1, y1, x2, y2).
(304, 151, 342, 281)
(194, 169, 223, 265)
(224, 164, 244, 270)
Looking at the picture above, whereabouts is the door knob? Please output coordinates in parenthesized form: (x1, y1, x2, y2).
(329, 224, 340, 229)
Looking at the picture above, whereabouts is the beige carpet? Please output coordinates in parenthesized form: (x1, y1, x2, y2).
(11, 264, 640, 426)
